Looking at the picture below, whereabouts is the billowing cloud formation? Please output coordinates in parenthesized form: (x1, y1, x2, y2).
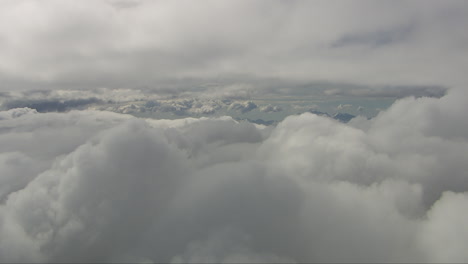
(1, 1, 467, 262)
(1, 88, 468, 262)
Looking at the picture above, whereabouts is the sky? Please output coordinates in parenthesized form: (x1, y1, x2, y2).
(0, 0, 467, 89)
(1, 0, 468, 263)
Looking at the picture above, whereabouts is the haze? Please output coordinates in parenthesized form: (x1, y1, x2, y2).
(1, 0, 468, 262)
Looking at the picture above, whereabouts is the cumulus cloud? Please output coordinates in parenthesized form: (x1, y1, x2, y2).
(228, 101, 257, 113)
(259, 104, 282, 113)
(1, 1, 468, 262)
(0, 87, 468, 262)
(188, 100, 222, 115)
(0, 89, 236, 117)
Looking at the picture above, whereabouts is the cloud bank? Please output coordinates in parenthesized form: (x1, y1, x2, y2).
(1, 87, 468, 262)
(1, 1, 468, 262)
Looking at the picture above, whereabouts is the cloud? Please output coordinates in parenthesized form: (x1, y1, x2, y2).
(323, 85, 447, 98)
(0, 107, 37, 120)
(1, 98, 102, 112)
(1, 1, 468, 262)
(419, 192, 468, 262)
(0, 87, 468, 262)
(171, 227, 294, 263)
(107, 0, 141, 10)
(259, 104, 282, 113)
(336, 104, 352, 110)
(331, 22, 414, 49)
(0, 88, 254, 117)
(228, 101, 258, 113)
(1, 0, 468, 90)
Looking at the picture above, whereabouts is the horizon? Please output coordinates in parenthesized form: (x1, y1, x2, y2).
(1, 1, 468, 263)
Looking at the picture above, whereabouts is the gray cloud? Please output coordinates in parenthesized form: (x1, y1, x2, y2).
(1, 0, 468, 90)
(323, 85, 447, 98)
(0, 88, 468, 262)
(336, 104, 352, 110)
(259, 104, 282, 113)
(1, 98, 102, 112)
(228, 101, 258, 113)
(331, 22, 415, 49)
(107, 0, 141, 10)
(1, 1, 468, 262)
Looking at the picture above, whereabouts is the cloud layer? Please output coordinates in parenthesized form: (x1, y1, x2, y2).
(1, 1, 468, 262)
(1, 87, 468, 262)
(1, 0, 468, 90)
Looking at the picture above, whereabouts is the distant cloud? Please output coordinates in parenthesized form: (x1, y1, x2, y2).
(228, 101, 258, 113)
(0, 107, 37, 120)
(336, 104, 352, 110)
(260, 104, 283, 113)
(324, 85, 447, 98)
(331, 23, 414, 49)
(1, 98, 102, 112)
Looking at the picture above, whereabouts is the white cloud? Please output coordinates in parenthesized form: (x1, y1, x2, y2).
(419, 192, 468, 262)
(0, 87, 468, 262)
(0, 107, 37, 119)
(1, 1, 468, 262)
(259, 104, 282, 113)
(336, 104, 352, 110)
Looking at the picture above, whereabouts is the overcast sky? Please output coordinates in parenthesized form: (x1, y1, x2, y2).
(1, 1, 468, 263)
(1, 0, 468, 91)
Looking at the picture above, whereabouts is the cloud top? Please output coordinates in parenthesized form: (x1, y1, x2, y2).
(1, 88, 468, 262)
